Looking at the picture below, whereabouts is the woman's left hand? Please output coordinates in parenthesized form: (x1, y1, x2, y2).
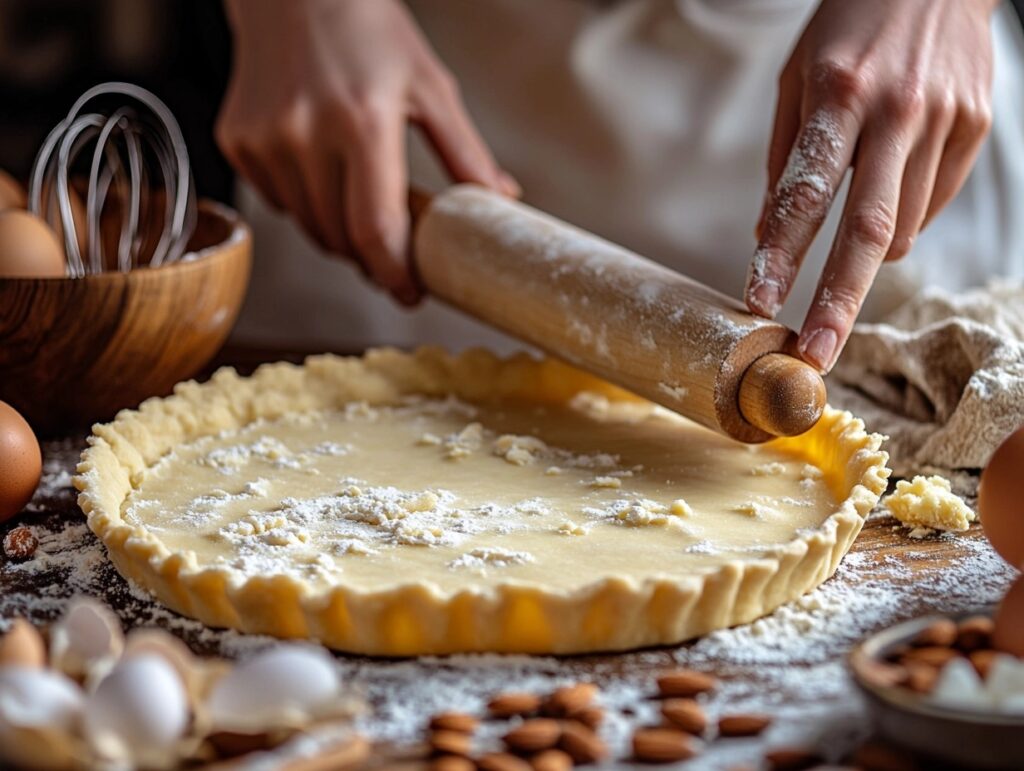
(746, 0, 998, 373)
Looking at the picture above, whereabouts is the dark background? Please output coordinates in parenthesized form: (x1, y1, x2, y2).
(0, 0, 233, 200)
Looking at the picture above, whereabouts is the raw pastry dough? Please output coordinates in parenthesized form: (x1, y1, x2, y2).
(883, 475, 976, 533)
(76, 348, 889, 655)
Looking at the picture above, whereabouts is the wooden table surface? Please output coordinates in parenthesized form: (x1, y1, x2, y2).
(1, 347, 1017, 770)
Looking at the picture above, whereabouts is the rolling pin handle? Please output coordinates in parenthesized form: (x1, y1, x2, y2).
(737, 353, 826, 438)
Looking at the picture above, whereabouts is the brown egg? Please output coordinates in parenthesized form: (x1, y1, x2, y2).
(979, 425, 1024, 570)
(0, 209, 66, 277)
(0, 618, 46, 667)
(0, 400, 42, 522)
(993, 575, 1024, 657)
(40, 179, 89, 260)
(0, 169, 26, 210)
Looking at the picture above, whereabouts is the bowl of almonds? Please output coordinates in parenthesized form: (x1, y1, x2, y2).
(850, 611, 1024, 770)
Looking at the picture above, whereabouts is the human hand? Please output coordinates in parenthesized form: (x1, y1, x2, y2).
(216, 0, 518, 304)
(746, 0, 997, 372)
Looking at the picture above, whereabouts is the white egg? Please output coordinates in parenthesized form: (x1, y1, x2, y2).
(83, 655, 188, 762)
(0, 667, 83, 730)
(207, 644, 340, 730)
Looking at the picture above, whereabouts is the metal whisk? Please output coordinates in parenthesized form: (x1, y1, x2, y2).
(28, 82, 197, 278)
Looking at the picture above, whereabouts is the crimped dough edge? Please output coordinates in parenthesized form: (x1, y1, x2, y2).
(75, 347, 890, 655)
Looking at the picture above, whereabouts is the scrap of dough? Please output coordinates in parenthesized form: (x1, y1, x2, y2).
(884, 475, 976, 532)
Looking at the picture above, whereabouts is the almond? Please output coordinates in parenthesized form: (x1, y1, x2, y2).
(567, 705, 604, 730)
(900, 645, 960, 668)
(477, 752, 533, 771)
(903, 662, 940, 694)
(660, 698, 707, 735)
(632, 727, 697, 763)
(656, 669, 717, 698)
(489, 692, 542, 718)
(528, 748, 573, 771)
(956, 615, 994, 651)
(503, 719, 562, 754)
(429, 712, 479, 733)
(544, 682, 598, 716)
(763, 747, 824, 771)
(969, 649, 999, 679)
(429, 757, 475, 771)
(558, 720, 607, 763)
(430, 730, 471, 757)
(2, 526, 38, 560)
(718, 714, 772, 737)
(911, 618, 957, 648)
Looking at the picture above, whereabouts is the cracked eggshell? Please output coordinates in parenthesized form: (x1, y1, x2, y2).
(50, 597, 124, 683)
(83, 654, 190, 768)
(205, 726, 298, 759)
(205, 645, 343, 733)
(0, 619, 47, 668)
(0, 667, 84, 770)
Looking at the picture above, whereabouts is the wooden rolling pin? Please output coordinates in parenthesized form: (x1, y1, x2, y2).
(411, 185, 825, 443)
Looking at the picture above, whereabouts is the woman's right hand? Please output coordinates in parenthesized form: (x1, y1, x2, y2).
(217, 0, 518, 304)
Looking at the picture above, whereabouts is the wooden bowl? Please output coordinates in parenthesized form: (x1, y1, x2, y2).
(0, 200, 252, 434)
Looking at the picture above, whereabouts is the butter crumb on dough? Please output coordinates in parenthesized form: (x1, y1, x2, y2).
(591, 476, 622, 489)
(732, 501, 771, 519)
(670, 499, 693, 517)
(615, 500, 669, 527)
(798, 463, 824, 490)
(492, 434, 548, 466)
(557, 521, 589, 536)
(883, 475, 976, 533)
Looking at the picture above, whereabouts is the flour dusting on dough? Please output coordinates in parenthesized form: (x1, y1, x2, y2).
(448, 548, 535, 571)
(117, 391, 842, 591)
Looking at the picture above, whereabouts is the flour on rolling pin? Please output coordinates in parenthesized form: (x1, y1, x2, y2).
(415, 185, 816, 442)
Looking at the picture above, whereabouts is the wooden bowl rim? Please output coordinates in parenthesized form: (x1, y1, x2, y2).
(0, 198, 250, 286)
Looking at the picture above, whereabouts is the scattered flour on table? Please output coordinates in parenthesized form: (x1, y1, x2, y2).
(1, 438, 1017, 769)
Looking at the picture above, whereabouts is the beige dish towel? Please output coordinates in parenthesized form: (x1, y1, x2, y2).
(827, 280, 1024, 485)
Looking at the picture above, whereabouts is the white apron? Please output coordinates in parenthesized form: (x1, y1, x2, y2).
(230, 0, 1024, 352)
